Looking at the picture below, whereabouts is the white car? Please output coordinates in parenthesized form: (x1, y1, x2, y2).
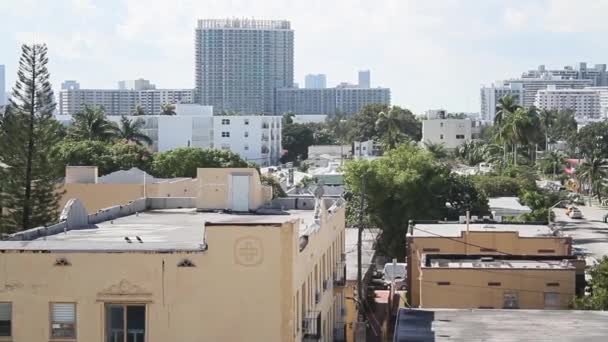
(569, 208, 583, 219)
(383, 262, 407, 290)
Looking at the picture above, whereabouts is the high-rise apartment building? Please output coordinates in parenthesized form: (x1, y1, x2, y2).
(523, 62, 608, 87)
(358, 70, 370, 88)
(305, 74, 327, 89)
(0, 64, 5, 106)
(195, 18, 294, 115)
(535, 86, 603, 119)
(480, 83, 524, 122)
(59, 88, 195, 116)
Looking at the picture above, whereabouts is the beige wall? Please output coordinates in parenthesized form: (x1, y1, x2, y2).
(420, 268, 576, 309)
(407, 231, 572, 307)
(196, 168, 271, 211)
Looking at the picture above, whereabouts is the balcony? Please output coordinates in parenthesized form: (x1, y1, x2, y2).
(333, 262, 346, 287)
(302, 311, 321, 340)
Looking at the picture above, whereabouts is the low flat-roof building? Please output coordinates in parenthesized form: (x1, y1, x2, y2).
(419, 255, 578, 309)
(407, 222, 576, 308)
(0, 168, 347, 341)
(393, 308, 608, 342)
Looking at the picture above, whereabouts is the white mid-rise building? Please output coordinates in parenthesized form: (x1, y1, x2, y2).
(480, 82, 524, 122)
(534, 86, 603, 119)
(422, 118, 472, 149)
(55, 105, 282, 165)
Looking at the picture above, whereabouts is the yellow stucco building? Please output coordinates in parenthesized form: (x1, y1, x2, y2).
(407, 222, 582, 309)
(0, 168, 347, 342)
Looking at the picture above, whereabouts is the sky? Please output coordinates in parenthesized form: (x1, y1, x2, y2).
(1, 0, 608, 113)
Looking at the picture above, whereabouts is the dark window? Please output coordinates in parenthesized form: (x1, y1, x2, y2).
(105, 304, 146, 342)
(538, 249, 555, 253)
(488, 282, 502, 286)
(437, 281, 451, 286)
(51, 303, 76, 338)
(422, 248, 440, 252)
(546, 282, 560, 287)
(456, 134, 465, 139)
(0, 303, 11, 337)
(480, 248, 497, 252)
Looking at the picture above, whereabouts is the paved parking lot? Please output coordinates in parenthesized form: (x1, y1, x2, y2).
(554, 206, 608, 263)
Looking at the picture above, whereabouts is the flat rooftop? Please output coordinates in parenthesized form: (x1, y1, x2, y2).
(345, 228, 379, 280)
(0, 209, 315, 252)
(412, 223, 554, 238)
(394, 308, 608, 342)
(426, 258, 574, 270)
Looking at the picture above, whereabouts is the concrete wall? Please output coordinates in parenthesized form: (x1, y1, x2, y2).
(407, 231, 572, 307)
(196, 168, 271, 211)
(420, 268, 576, 309)
(65, 166, 98, 184)
(422, 119, 472, 149)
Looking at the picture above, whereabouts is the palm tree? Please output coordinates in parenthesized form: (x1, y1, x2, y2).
(503, 107, 541, 165)
(160, 103, 176, 116)
(577, 156, 608, 202)
(113, 116, 153, 146)
(423, 141, 448, 159)
(376, 107, 406, 150)
(542, 150, 566, 176)
(131, 105, 145, 116)
(539, 108, 555, 151)
(69, 105, 118, 141)
(495, 95, 521, 163)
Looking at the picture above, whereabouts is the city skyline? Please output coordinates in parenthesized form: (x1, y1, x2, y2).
(1, 0, 608, 113)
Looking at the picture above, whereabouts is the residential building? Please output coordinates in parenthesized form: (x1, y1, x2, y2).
(195, 18, 294, 115)
(305, 74, 327, 89)
(394, 309, 608, 341)
(61, 80, 80, 90)
(480, 82, 524, 122)
(55, 105, 282, 165)
(0, 64, 5, 106)
(358, 70, 370, 88)
(58, 88, 195, 116)
(353, 140, 381, 158)
(422, 118, 472, 149)
(118, 78, 156, 90)
(275, 87, 390, 116)
(0, 167, 347, 342)
(522, 62, 608, 87)
(419, 255, 577, 309)
(406, 222, 582, 309)
(534, 86, 603, 119)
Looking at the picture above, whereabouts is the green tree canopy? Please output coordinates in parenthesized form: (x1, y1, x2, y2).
(574, 256, 608, 310)
(151, 147, 249, 178)
(281, 123, 315, 163)
(68, 105, 117, 142)
(573, 121, 608, 159)
(114, 116, 153, 146)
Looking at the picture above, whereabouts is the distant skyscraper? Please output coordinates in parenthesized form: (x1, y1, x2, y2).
(118, 79, 156, 90)
(195, 18, 294, 114)
(305, 74, 327, 89)
(61, 80, 80, 91)
(0, 65, 5, 106)
(358, 70, 370, 88)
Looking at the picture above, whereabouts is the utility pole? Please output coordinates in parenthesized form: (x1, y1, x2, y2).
(357, 175, 366, 316)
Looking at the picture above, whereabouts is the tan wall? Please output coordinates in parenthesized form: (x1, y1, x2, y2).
(196, 168, 271, 211)
(420, 268, 576, 309)
(408, 231, 572, 307)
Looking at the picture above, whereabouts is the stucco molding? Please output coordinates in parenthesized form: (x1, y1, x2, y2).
(97, 279, 152, 297)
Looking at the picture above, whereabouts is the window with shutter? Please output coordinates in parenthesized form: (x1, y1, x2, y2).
(0, 303, 11, 337)
(51, 303, 76, 338)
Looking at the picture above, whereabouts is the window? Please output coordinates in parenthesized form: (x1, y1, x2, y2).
(440, 134, 444, 140)
(440, 122, 444, 127)
(503, 291, 519, 309)
(244, 145, 249, 151)
(422, 248, 440, 252)
(105, 304, 146, 342)
(244, 131, 249, 138)
(538, 249, 555, 253)
(221, 119, 230, 125)
(544, 292, 560, 309)
(488, 282, 501, 286)
(50, 303, 76, 339)
(436, 281, 451, 286)
(221, 131, 230, 138)
(456, 134, 465, 139)
(244, 119, 249, 125)
(546, 282, 560, 287)
(0, 303, 11, 337)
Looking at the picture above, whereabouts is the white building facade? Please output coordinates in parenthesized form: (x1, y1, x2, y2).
(56, 105, 282, 166)
(480, 83, 524, 122)
(534, 87, 603, 120)
(59, 88, 195, 116)
(422, 119, 472, 149)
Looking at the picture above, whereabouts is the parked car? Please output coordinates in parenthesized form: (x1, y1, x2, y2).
(383, 262, 407, 290)
(573, 246, 590, 256)
(569, 208, 583, 219)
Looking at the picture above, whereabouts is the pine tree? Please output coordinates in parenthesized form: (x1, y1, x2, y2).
(0, 44, 64, 233)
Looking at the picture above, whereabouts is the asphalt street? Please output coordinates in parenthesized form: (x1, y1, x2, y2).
(554, 206, 608, 265)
